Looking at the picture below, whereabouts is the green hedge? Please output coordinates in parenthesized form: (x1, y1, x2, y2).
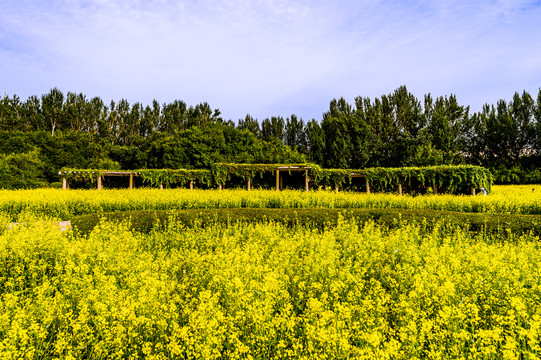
(71, 208, 541, 238)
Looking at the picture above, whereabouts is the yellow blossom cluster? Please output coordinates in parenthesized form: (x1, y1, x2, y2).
(1, 213, 541, 358)
(2, 185, 541, 221)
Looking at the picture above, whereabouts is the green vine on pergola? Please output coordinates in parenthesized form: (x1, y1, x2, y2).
(311, 165, 492, 193)
(309, 166, 351, 188)
(138, 169, 212, 187)
(60, 168, 213, 187)
(60, 164, 493, 194)
(211, 163, 313, 185)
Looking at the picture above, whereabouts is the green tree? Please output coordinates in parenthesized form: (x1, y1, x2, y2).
(23, 95, 45, 132)
(351, 96, 379, 168)
(88, 96, 107, 137)
(507, 91, 535, 163)
(160, 100, 187, 134)
(186, 102, 222, 129)
(41, 88, 65, 136)
(321, 98, 353, 168)
(64, 92, 95, 132)
(306, 119, 325, 165)
(140, 100, 160, 137)
(535, 89, 541, 155)
(261, 116, 285, 143)
(284, 114, 307, 153)
(421, 94, 468, 159)
(237, 114, 261, 138)
(0, 149, 47, 189)
(110, 99, 130, 145)
(0, 95, 23, 132)
(389, 86, 424, 166)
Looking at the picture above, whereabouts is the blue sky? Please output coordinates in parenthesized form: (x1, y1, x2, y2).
(1, 0, 540, 122)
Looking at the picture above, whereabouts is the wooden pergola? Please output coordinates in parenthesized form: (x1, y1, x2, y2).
(61, 171, 139, 190)
(60, 171, 197, 191)
(350, 172, 476, 196)
(59, 165, 485, 195)
(60, 166, 319, 191)
(274, 166, 312, 191)
(59, 167, 368, 192)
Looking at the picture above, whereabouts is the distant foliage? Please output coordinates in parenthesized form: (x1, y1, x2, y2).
(1, 85, 541, 187)
(0, 149, 47, 189)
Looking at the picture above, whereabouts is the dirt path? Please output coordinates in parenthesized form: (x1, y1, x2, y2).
(7, 221, 72, 231)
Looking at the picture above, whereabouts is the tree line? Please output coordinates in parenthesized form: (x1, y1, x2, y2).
(243, 86, 541, 182)
(1, 85, 541, 187)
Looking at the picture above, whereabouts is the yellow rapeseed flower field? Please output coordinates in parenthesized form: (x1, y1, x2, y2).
(1, 186, 541, 358)
(1, 219, 541, 358)
(2, 184, 541, 221)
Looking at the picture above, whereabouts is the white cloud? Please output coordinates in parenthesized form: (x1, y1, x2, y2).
(1, 0, 540, 120)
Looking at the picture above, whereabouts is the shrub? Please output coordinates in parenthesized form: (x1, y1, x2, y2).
(71, 207, 541, 238)
(0, 149, 47, 189)
(49, 182, 63, 189)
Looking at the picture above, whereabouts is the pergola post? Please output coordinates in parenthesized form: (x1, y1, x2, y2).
(305, 171, 310, 192)
(62, 177, 68, 190)
(433, 184, 438, 195)
(190, 181, 194, 190)
(97, 175, 102, 190)
(276, 170, 280, 191)
(160, 183, 163, 190)
(366, 179, 370, 193)
(471, 186, 476, 196)
(247, 178, 251, 191)
(129, 173, 134, 189)
(398, 183, 403, 196)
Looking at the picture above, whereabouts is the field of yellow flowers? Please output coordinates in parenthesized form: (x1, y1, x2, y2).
(1, 186, 541, 358)
(2, 185, 541, 221)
